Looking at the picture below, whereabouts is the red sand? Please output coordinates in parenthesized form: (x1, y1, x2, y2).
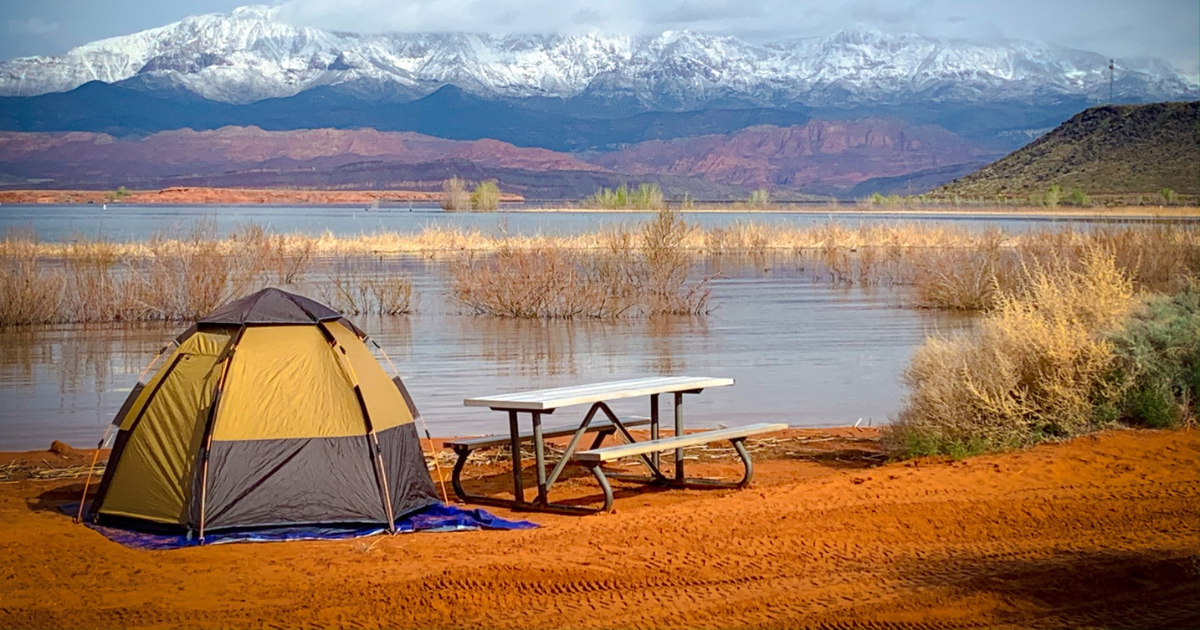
(0, 427, 1196, 629)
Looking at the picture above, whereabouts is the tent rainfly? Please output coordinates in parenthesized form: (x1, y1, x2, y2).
(85, 288, 439, 540)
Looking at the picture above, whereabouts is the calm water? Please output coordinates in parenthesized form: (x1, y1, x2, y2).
(5, 206, 1173, 451)
(0, 204, 1187, 242)
(0, 255, 972, 451)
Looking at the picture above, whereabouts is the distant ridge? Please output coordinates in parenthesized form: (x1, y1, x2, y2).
(935, 102, 1200, 198)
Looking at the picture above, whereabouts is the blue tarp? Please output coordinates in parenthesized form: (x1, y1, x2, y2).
(60, 503, 536, 550)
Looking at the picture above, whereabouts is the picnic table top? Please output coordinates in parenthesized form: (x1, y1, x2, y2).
(463, 376, 735, 411)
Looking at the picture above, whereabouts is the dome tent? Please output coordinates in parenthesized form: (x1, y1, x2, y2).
(85, 288, 439, 540)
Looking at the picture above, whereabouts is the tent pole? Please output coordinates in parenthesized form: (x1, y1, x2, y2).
(74, 341, 172, 524)
(330, 331, 397, 533)
(371, 339, 450, 504)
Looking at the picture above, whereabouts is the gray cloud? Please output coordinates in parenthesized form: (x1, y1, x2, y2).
(0, 0, 1196, 77)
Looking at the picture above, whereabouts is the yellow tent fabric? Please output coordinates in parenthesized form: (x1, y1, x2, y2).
(88, 288, 439, 534)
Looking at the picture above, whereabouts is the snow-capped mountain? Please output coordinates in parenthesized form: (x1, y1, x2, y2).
(0, 5, 1195, 108)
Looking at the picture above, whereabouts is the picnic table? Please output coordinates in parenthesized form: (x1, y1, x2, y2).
(448, 376, 786, 514)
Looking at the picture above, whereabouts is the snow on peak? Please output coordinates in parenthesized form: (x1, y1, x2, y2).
(0, 5, 1195, 107)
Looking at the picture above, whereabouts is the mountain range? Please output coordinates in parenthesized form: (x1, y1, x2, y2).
(2, 6, 1194, 108)
(0, 120, 999, 199)
(0, 6, 1195, 199)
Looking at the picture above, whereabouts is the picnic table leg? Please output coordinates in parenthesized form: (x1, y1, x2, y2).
(674, 392, 684, 483)
(531, 411, 549, 506)
(583, 463, 614, 512)
(508, 410, 524, 504)
(650, 394, 660, 471)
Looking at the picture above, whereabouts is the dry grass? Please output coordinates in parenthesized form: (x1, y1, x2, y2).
(450, 209, 711, 319)
(0, 221, 319, 326)
(0, 229, 63, 326)
(319, 262, 415, 316)
(2, 218, 1195, 324)
(882, 249, 1137, 457)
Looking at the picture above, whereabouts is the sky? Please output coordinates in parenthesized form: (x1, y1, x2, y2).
(3, 0, 1198, 77)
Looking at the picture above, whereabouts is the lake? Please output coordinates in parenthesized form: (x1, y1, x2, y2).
(0, 204, 1186, 243)
(0, 206, 1181, 451)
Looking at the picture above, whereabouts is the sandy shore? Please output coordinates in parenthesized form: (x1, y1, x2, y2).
(0, 427, 1196, 629)
(0, 187, 523, 206)
(0, 188, 1194, 219)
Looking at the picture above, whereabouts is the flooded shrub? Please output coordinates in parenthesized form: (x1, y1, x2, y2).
(583, 183, 665, 210)
(229, 223, 317, 285)
(883, 249, 1135, 458)
(470, 180, 501, 212)
(320, 263, 416, 316)
(450, 209, 709, 318)
(441, 177, 470, 212)
(908, 230, 1021, 310)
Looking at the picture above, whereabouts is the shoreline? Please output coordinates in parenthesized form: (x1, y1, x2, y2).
(0, 187, 524, 206)
(0, 426, 1195, 628)
(0, 187, 1195, 220)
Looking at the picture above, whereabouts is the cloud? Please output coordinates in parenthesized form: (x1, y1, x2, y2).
(8, 17, 60, 35)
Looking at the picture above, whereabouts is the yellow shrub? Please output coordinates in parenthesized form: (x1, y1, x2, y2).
(884, 248, 1134, 456)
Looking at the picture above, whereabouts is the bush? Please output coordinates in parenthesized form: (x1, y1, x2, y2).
(1068, 187, 1091, 206)
(583, 183, 665, 210)
(441, 177, 469, 212)
(449, 208, 709, 318)
(470, 180, 501, 212)
(1106, 284, 1199, 427)
(748, 189, 771, 208)
(882, 249, 1134, 457)
(1044, 184, 1062, 208)
(105, 186, 131, 202)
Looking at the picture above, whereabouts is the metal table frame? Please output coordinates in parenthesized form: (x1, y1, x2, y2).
(454, 377, 737, 514)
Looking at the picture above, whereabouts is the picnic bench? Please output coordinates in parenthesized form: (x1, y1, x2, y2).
(450, 376, 786, 514)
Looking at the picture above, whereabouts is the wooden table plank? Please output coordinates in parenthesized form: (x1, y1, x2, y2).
(463, 376, 734, 410)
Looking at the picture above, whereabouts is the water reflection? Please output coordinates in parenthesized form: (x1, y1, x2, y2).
(0, 324, 171, 450)
(0, 263, 973, 450)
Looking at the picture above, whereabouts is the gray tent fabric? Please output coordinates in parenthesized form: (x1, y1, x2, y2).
(380, 424, 441, 518)
(203, 435, 388, 530)
(198, 288, 364, 337)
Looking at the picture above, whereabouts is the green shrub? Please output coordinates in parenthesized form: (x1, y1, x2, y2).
(583, 183, 665, 210)
(748, 188, 771, 208)
(1068, 187, 1091, 206)
(1160, 188, 1179, 204)
(1045, 184, 1062, 208)
(1107, 284, 1199, 428)
(470, 180, 501, 211)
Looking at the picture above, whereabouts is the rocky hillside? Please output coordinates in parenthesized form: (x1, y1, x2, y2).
(590, 119, 1000, 193)
(936, 102, 1200, 198)
(0, 119, 1000, 198)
